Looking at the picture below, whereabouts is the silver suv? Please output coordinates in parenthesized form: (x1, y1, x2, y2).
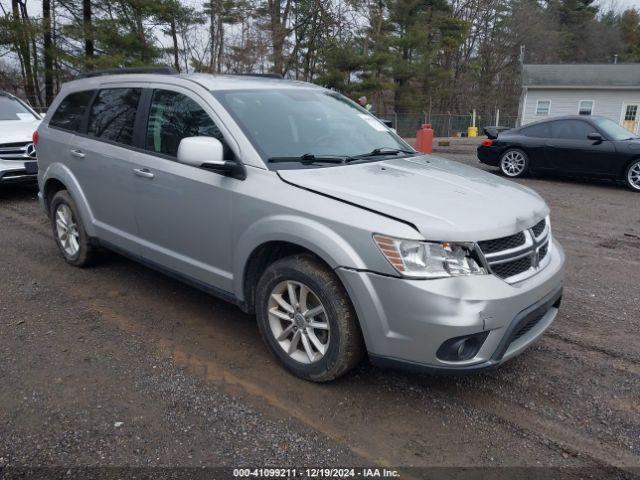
(36, 69, 565, 381)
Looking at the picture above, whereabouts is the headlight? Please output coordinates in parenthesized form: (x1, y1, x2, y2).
(373, 235, 486, 278)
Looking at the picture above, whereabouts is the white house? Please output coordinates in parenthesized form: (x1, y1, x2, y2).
(518, 64, 640, 134)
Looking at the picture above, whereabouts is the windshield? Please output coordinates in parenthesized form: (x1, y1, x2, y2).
(0, 95, 39, 121)
(591, 116, 639, 141)
(213, 89, 410, 162)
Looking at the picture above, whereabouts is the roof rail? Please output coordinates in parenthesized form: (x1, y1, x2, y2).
(76, 66, 178, 79)
(236, 73, 284, 80)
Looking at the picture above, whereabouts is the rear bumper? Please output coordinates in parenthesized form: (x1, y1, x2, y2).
(337, 239, 565, 373)
(477, 146, 501, 166)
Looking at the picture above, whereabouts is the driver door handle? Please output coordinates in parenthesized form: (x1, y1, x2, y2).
(545, 143, 556, 148)
(70, 149, 85, 159)
(133, 168, 155, 179)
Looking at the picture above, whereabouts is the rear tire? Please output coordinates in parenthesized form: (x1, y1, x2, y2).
(50, 190, 96, 267)
(624, 159, 640, 192)
(499, 149, 529, 178)
(255, 254, 364, 382)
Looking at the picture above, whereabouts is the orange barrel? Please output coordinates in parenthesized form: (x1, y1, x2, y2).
(415, 124, 433, 154)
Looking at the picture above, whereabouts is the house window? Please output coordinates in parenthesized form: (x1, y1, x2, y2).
(535, 100, 550, 116)
(624, 104, 638, 121)
(578, 100, 594, 116)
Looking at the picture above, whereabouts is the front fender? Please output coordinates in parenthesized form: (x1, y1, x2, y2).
(232, 214, 368, 301)
(41, 163, 97, 237)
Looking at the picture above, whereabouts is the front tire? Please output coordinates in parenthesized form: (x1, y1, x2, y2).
(499, 149, 529, 178)
(255, 254, 364, 382)
(50, 190, 96, 267)
(624, 159, 640, 192)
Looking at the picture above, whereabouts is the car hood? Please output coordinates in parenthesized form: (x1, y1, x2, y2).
(0, 119, 41, 144)
(277, 154, 549, 241)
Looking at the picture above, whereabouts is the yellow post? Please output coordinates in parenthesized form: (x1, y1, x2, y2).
(468, 126, 478, 137)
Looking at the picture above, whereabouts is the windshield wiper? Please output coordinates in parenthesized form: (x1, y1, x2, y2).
(268, 153, 345, 164)
(345, 147, 416, 162)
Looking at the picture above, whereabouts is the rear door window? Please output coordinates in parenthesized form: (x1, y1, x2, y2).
(49, 90, 95, 132)
(550, 120, 592, 140)
(144, 89, 226, 158)
(87, 88, 142, 146)
(520, 122, 551, 138)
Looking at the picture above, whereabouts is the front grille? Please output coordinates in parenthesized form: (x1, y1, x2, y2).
(478, 232, 525, 254)
(0, 142, 36, 160)
(532, 218, 546, 237)
(539, 243, 548, 261)
(477, 218, 550, 283)
(491, 256, 532, 279)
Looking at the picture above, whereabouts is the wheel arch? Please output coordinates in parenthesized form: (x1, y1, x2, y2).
(41, 164, 97, 237)
(234, 216, 367, 313)
(622, 155, 640, 189)
(621, 155, 640, 178)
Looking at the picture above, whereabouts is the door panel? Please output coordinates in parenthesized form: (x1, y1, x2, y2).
(72, 136, 140, 251)
(72, 88, 142, 252)
(130, 152, 235, 291)
(543, 119, 616, 175)
(131, 88, 236, 292)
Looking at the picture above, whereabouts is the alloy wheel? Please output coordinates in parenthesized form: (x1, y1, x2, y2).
(267, 280, 330, 364)
(501, 151, 526, 177)
(628, 162, 640, 190)
(55, 203, 80, 257)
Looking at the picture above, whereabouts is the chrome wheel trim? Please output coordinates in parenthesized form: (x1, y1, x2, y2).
(628, 161, 640, 190)
(267, 280, 330, 364)
(500, 151, 526, 177)
(55, 203, 80, 257)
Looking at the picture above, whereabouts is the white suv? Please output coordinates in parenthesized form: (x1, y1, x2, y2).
(0, 91, 41, 184)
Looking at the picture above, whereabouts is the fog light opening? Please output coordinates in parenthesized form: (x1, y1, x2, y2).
(437, 332, 489, 362)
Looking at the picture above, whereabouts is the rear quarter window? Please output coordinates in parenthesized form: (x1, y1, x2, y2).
(49, 90, 95, 132)
(520, 122, 551, 138)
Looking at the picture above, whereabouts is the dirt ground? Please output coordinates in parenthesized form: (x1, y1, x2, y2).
(1, 144, 639, 478)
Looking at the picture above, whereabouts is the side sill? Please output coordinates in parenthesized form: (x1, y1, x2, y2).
(94, 238, 247, 311)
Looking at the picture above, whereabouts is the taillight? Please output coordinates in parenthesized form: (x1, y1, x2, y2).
(32, 130, 39, 145)
(481, 138, 493, 147)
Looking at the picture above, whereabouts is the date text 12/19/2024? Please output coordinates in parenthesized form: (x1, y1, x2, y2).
(233, 468, 401, 478)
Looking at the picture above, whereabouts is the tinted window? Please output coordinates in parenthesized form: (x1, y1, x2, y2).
(49, 90, 94, 131)
(550, 120, 592, 140)
(520, 122, 551, 138)
(87, 89, 141, 145)
(0, 95, 38, 121)
(145, 90, 225, 158)
(591, 116, 638, 141)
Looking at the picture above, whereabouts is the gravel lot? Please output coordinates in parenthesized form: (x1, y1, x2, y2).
(1, 143, 639, 477)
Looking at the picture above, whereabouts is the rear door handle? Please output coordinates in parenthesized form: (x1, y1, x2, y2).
(133, 168, 155, 179)
(70, 149, 85, 159)
(545, 143, 556, 148)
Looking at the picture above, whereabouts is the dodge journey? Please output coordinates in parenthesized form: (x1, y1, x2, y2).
(36, 69, 565, 381)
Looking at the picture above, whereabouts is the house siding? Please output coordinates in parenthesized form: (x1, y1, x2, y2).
(521, 88, 640, 125)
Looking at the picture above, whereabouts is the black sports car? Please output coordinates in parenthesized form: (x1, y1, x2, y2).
(477, 115, 640, 192)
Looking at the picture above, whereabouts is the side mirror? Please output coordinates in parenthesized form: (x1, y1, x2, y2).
(177, 136, 224, 167)
(177, 136, 245, 179)
(587, 132, 603, 142)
